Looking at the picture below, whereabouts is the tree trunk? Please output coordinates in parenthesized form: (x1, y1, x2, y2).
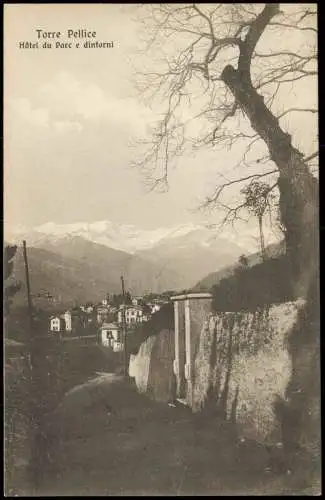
(258, 215, 266, 261)
(221, 63, 318, 296)
(222, 65, 320, 490)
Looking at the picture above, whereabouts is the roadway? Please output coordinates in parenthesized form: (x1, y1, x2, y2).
(36, 373, 317, 496)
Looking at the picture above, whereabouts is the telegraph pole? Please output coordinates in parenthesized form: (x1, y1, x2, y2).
(22, 240, 36, 385)
(23, 240, 38, 490)
(120, 275, 128, 377)
(23, 240, 34, 336)
(22, 240, 46, 492)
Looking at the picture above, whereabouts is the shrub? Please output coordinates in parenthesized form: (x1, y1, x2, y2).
(212, 255, 295, 312)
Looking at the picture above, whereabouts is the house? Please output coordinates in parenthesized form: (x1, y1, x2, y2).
(96, 305, 110, 325)
(49, 310, 72, 333)
(117, 305, 151, 325)
(64, 310, 72, 331)
(50, 316, 64, 332)
(118, 305, 137, 325)
(100, 322, 123, 352)
(131, 296, 143, 307)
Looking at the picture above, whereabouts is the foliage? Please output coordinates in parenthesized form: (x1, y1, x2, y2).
(241, 180, 277, 258)
(238, 254, 249, 268)
(240, 181, 276, 219)
(212, 255, 295, 312)
(111, 292, 132, 307)
(142, 303, 152, 315)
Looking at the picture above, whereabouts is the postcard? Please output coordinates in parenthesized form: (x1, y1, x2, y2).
(4, 3, 319, 496)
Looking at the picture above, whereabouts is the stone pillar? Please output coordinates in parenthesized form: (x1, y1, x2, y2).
(184, 298, 192, 405)
(171, 293, 212, 406)
(173, 300, 180, 397)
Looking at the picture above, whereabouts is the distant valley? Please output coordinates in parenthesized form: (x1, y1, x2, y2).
(8, 238, 181, 309)
(6, 220, 281, 309)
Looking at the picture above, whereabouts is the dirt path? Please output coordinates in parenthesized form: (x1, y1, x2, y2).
(36, 374, 315, 496)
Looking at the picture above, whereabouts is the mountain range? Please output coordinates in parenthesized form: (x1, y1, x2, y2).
(5, 220, 261, 255)
(5, 220, 281, 309)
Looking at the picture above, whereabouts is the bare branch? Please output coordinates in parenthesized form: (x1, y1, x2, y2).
(131, 3, 317, 224)
(277, 108, 318, 119)
(304, 151, 318, 163)
(254, 51, 317, 61)
(268, 21, 317, 34)
(201, 169, 278, 209)
(192, 5, 215, 39)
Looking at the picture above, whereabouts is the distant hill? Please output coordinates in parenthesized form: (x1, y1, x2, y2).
(5, 227, 283, 310)
(6, 221, 263, 292)
(194, 241, 286, 292)
(8, 245, 111, 310)
(35, 236, 183, 295)
(6, 237, 184, 310)
(136, 227, 247, 290)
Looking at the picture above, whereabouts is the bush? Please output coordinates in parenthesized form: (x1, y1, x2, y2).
(212, 255, 295, 312)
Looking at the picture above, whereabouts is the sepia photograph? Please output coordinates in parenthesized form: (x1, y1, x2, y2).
(4, 3, 320, 496)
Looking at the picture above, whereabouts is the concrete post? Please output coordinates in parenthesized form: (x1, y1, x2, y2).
(184, 298, 192, 405)
(171, 292, 212, 406)
(173, 300, 180, 396)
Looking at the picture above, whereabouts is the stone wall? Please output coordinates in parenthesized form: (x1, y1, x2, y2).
(129, 328, 175, 403)
(129, 300, 305, 444)
(129, 335, 157, 394)
(193, 302, 306, 443)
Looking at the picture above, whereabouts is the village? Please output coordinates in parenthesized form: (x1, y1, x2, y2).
(48, 293, 168, 352)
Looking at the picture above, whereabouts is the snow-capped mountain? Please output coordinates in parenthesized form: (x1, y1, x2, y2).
(5, 219, 264, 255)
(5, 220, 282, 302)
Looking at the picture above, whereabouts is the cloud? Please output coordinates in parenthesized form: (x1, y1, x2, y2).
(38, 71, 153, 131)
(53, 120, 83, 133)
(8, 71, 153, 140)
(9, 96, 84, 136)
(11, 98, 49, 127)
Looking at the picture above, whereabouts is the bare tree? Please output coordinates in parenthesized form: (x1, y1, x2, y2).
(132, 3, 318, 298)
(132, 3, 319, 486)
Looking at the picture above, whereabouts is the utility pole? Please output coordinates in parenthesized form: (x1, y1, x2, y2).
(23, 240, 38, 490)
(22, 240, 36, 387)
(23, 240, 34, 336)
(22, 240, 46, 492)
(120, 275, 128, 377)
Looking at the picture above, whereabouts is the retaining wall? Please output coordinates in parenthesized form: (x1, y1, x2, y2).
(129, 299, 305, 443)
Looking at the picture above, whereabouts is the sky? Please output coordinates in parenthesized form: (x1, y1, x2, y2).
(4, 4, 317, 245)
